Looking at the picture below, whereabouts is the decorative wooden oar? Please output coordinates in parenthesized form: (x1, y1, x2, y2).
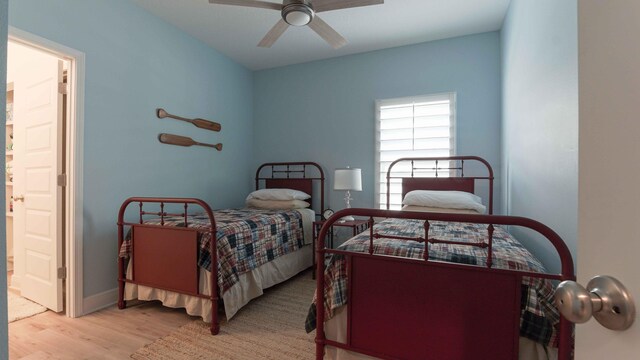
(158, 133, 222, 151)
(157, 108, 221, 132)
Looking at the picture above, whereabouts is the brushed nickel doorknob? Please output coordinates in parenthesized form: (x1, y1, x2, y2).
(555, 275, 635, 330)
(13, 195, 24, 202)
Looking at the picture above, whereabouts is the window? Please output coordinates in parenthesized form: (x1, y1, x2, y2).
(375, 93, 456, 209)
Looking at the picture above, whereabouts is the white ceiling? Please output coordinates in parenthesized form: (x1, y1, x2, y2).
(133, 0, 511, 71)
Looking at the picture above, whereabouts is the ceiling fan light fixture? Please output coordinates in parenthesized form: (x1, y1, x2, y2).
(282, 1, 314, 26)
(210, 0, 383, 49)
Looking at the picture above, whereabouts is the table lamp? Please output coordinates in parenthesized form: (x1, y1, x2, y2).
(334, 167, 362, 222)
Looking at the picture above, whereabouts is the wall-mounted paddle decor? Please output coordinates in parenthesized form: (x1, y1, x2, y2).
(158, 133, 222, 151)
(157, 108, 221, 132)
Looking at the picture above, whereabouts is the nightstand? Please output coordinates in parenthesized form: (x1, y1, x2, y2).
(312, 219, 370, 279)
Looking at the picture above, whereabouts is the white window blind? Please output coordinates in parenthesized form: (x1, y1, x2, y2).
(375, 93, 456, 209)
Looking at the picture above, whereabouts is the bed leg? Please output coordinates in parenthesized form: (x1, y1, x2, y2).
(210, 322, 220, 335)
(118, 279, 126, 309)
(315, 341, 324, 359)
(117, 256, 126, 309)
(210, 297, 220, 335)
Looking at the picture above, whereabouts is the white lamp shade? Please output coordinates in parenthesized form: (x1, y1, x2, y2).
(334, 168, 362, 191)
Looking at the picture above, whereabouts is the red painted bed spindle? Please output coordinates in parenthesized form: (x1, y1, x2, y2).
(487, 224, 494, 268)
(369, 221, 374, 255)
(117, 212, 126, 310)
(423, 220, 430, 261)
(184, 203, 188, 228)
(209, 215, 218, 335)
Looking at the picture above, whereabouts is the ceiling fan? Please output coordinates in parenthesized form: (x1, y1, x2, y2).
(208, 0, 384, 49)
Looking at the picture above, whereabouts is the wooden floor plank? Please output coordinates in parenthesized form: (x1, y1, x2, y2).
(9, 301, 195, 359)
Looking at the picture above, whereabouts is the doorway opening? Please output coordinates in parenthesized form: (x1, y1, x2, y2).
(5, 30, 83, 323)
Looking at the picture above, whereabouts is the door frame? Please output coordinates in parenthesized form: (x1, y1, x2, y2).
(7, 26, 84, 318)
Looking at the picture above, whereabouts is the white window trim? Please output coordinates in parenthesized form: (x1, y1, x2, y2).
(374, 92, 457, 209)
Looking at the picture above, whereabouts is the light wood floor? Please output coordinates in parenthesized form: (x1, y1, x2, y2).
(9, 300, 197, 359)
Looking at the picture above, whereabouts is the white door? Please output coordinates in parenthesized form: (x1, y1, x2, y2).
(576, 1, 640, 357)
(11, 44, 64, 312)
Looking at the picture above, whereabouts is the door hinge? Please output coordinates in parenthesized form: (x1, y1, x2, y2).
(58, 82, 68, 95)
(57, 267, 67, 279)
(57, 174, 67, 187)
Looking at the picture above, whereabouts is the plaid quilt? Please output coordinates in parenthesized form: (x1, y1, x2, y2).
(305, 218, 560, 348)
(119, 208, 305, 293)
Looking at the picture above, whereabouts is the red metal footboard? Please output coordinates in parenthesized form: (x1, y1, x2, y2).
(117, 197, 220, 335)
(315, 209, 575, 360)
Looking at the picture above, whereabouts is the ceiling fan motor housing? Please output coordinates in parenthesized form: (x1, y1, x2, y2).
(282, 0, 315, 26)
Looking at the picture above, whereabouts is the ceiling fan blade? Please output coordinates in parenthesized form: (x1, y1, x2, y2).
(308, 16, 347, 49)
(313, 0, 383, 13)
(208, 0, 282, 11)
(258, 19, 290, 48)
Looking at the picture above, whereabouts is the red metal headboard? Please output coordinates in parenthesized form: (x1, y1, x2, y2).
(387, 156, 494, 214)
(255, 162, 325, 213)
(402, 177, 475, 195)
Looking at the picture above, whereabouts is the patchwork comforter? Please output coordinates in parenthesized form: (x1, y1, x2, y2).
(119, 208, 305, 293)
(306, 218, 560, 348)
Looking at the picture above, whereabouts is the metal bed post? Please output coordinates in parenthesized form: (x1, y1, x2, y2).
(202, 201, 219, 335)
(315, 218, 329, 360)
(117, 201, 128, 310)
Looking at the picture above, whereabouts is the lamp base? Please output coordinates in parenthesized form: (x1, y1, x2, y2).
(339, 215, 355, 222)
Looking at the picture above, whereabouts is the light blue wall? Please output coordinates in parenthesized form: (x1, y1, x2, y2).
(253, 32, 502, 214)
(501, 0, 578, 273)
(0, 0, 8, 356)
(1, 0, 577, 327)
(8, 0, 254, 298)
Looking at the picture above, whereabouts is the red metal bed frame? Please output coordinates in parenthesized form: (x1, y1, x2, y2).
(117, 162, 324, 335)
(315, 156, 574, 359)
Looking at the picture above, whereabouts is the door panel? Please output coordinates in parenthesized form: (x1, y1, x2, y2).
(577, 1, 640, 357)
(12, 43, 63, 312)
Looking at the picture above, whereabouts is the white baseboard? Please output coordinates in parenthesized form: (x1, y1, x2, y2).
(10, 274, 21, 292)
(82, 287, 117, 315)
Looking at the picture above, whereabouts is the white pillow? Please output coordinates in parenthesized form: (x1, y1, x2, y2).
(401, 205, 482, 215)
(246, 188, 311, 201)
(246, 198, 310, 210)
(402, 190, 486, 214)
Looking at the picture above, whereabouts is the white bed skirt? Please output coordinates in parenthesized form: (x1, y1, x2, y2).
(125, 244, 312, 321)
(323, 306, 558, 360)
(124, 207, 315, 321)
